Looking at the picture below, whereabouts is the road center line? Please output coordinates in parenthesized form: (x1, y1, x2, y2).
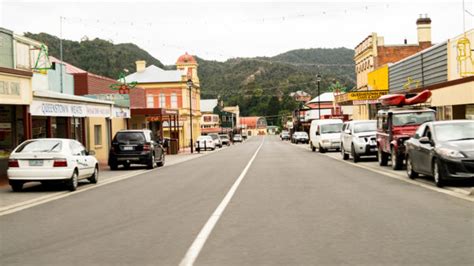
(179, 138, 265, 266)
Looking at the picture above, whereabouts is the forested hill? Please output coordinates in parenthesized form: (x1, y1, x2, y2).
(24, 32, 165, 79)
(25, 33, 355, 120)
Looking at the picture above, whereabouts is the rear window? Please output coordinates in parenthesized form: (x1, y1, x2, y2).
(15, 140, 62, 153)
(115, 132, 146, 143)
(393, 112, 435, 126)
(321, 124, 342, 134)
(198, 136, 212, 141)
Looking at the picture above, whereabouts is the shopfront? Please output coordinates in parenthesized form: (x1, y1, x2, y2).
(0, 67, 33, 180)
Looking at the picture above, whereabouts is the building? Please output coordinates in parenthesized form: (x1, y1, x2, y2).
(240, 116, 267, 136)
(289, 90, 311, 102)
(389, 29, 474, 120)
(349, 15, 433, 119)
(125, 53, 201, 150)
(200, 99, 221, 134)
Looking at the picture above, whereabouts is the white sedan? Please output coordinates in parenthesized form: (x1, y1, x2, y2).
(7, 138, 99, 192)
(195, 136, 216, 151)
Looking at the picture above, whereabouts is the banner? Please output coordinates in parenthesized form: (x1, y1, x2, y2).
(30, 100, 111, 117)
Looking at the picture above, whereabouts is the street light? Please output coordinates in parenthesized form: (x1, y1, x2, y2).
(317, 74, 322, 119)
(187, 79, 194, 153)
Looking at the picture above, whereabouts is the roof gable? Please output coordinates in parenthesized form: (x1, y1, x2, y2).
(125, 65, 184, 83)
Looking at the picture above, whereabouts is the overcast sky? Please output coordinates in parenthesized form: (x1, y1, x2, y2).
(1, 0, 473, 64)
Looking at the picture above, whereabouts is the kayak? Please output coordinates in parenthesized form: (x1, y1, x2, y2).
(379, 94, 406, 106)
(403, 90, 432, 105)
(379, 90, 431, 106)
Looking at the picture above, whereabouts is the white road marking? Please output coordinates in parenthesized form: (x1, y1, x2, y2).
(179, 138, 265, 266)
(291, 143, 474, 202)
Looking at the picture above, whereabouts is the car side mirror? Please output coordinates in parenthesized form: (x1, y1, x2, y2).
(87, 150, 96, 156)
(419, 136, 432, 145)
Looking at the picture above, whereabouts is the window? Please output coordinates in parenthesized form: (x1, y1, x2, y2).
(94, 125, 102, 145)
(160, 93, 166, 108)
(147, 95, 154, 108)
(171, 93, 178, 108)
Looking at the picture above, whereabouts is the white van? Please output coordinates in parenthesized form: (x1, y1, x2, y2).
(309, 119, 343, 153)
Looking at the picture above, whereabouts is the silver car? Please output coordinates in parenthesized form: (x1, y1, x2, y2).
(340, 120, 377, 162)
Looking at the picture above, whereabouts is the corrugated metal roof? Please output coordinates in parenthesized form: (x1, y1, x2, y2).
(49, 56, 87, 74)
(307, 92, 334, 103)
(125, 65, 184, 83)
(200, 99, 218, 113)
(34, 89, 114, 105)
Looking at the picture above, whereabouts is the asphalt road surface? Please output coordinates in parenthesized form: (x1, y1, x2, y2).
(1, 136, 473, 266)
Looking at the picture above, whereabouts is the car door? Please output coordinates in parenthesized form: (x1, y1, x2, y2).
(345, 123, 352, 152)
(407, 124, 425, 173)
(78, 142, 95, 176)
(70, 141, 86, 177)
(418, 125, 434, 174)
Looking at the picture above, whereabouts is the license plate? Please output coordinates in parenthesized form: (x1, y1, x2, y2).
(123, 146, 133, 151)
(29, 160, 43, 166)
(370, 148, 377, 152)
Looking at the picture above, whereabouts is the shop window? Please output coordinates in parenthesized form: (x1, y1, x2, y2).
(94, 125, 102, 146)
(71, 118, 83, 143)
(51, 117, 67, 138)
(32, 117, 47, 139)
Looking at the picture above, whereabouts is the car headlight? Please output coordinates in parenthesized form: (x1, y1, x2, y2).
(437, 148, 465, 159)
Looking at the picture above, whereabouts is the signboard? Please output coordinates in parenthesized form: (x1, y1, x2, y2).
(30, 100, 111, 117)
(112, 107, 131, 118)
(335, 90, 388, 104)
(304, 109, 332, 121)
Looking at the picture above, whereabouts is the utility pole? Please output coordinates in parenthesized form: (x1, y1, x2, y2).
(317, 74, 322, 119)
(59, 16, 64, 93)
(187, 79, 194, 153)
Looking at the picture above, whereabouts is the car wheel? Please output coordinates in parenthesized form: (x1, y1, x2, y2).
(433, 158, 444, 187)
(68, 170, 78, 191)
(351, 144, 360, 163)
(157, 153, 165, 167)
(378, 148, 388, 166)
(147, 153, 156, 169)
(88, 166, 99, 184)
(10, 181, 23, 192)
(341, 146, 349, 160)
(406, 155, 418, 179)
(391, 147, 403, 170)
(110, 161, 118, 170)
(212, 147, 215, 151)
(319, 144, 326, 153)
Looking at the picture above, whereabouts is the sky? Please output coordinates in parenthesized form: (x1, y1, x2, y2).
(1, 0, 473, 65)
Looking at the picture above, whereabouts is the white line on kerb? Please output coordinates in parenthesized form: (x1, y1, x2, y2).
(179, 138, 265, 266)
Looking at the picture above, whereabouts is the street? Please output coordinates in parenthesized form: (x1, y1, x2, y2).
(1, 136, 473, 265)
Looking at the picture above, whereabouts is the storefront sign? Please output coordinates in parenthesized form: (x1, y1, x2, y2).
(30, 100, 112, 117)
(336, 90, 388, 103)
(0, 81, 20, 96)
(113, 107, 131, 118)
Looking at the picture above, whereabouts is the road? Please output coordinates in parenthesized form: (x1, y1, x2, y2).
(1, 136, 473, 265)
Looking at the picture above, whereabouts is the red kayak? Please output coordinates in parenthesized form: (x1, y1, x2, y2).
(403, 90, 432, 105)
(379, 94, 405, 106)
(379, 90, 431, 106)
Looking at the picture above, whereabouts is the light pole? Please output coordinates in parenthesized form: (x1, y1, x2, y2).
(187, 79, 194, 153)
(317, 74, 322, 119)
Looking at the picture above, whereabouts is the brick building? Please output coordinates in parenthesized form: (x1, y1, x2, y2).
(351, 15, 433, 119)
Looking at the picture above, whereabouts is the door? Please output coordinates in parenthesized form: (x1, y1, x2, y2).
(344, 123, 352, 151)
(78, 142, 95, 176)
(70, 141, 87, 177)
(418, 125, 434, 174)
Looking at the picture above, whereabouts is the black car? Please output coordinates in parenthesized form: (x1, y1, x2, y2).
(405, 120, 474, 187)
(108, 129, 166, 170)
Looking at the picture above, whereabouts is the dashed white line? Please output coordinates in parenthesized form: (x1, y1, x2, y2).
(179, 138, 265, 266)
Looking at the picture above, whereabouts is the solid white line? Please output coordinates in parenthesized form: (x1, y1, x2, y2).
(179, 138, 265, 266)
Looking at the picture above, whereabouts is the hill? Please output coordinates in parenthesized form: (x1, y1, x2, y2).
(24, 32, 165, 79)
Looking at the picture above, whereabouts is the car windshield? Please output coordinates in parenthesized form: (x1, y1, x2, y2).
(16, 140, 62, 153)
(219, 135, 229, 139)
(209, 135, 218, 140)
(295, 132, 308, 137)
(321, 124, 342, 134)
(434, 122, 474, 142)
(197, 136, 211, 141)
(393, 112, 435, 126)
(115, 132, 146, 143)
(354, 122, 376, 133)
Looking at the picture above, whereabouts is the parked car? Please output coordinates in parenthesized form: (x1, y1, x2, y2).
(7, 138, 99, 192)
(292, 131, 309, 144)
(309, 119, 343, 153)
(233, 134, 243, 142)
(376, 107, 435, 170)
(196, 135, 216, 151)
(340, 120, 377, 162)
(219, 134, 231, 146)
(405, 120, 474, 187)
(108, 129, 166, 170)
(208, 133, 222, 148)
(241, 132, 248, 140)
(280, 130, 290, 141)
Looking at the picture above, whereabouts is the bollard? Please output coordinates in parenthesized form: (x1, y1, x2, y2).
(204, 141, 207, 151)
(197, 141, 200, 153)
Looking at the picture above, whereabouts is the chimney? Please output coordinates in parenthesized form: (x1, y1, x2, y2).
(135, 60, 146, 73)
(416, 14, 431, 46)
(404, 38, 407, 44)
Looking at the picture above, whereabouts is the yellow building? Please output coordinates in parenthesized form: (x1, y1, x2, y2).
(126, 53, 202, 150)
